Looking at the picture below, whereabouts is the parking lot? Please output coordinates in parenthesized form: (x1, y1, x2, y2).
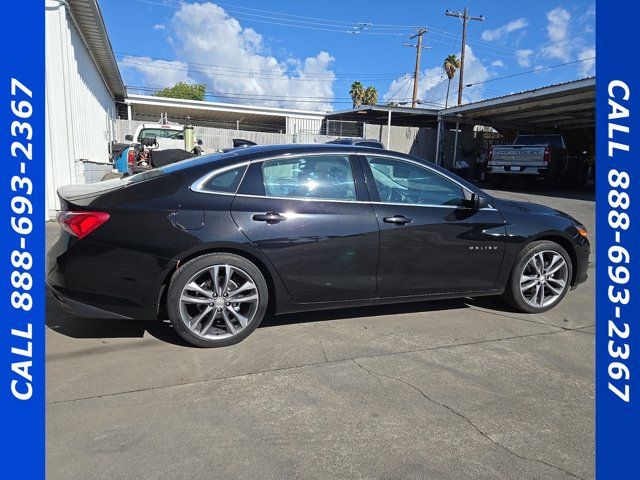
(46, 186, 595, 480)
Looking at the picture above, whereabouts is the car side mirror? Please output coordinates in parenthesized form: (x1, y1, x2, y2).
(465, 193, 489, 210)
(125, 134, 133, 142)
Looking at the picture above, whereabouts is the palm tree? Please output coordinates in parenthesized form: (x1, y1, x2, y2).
(363, 86, 378, 105)
(443, 54, 461, 108)
(349, 81, 365, 108)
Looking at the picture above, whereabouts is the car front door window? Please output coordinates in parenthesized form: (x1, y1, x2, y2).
(367, 157, 465, 206)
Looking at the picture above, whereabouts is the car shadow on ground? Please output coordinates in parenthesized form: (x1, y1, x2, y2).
(47, 292, 518, 348)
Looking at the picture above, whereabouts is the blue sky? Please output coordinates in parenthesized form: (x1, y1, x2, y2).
(101, 0, 595, 112)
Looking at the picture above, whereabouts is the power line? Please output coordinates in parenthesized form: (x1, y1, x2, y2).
(464, 57, 595, 87)
(117, 53, 406, 79)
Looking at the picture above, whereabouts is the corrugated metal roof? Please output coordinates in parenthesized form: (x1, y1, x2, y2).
(67, 0, 126, 99)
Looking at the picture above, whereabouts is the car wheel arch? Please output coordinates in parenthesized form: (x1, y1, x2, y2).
(530, 233, 578, 285)
(156, 243, 288, 319)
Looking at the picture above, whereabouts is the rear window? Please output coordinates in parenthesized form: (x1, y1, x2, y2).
(120, 151, 240, 185)
(138, 128, 184, 140)
(515, 135, 564, 147)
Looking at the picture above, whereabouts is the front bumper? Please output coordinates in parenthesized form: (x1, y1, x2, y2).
(572, 238, 590, 287)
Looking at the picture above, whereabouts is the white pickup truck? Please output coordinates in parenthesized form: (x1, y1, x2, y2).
(485, 134, 568, 185)
(124, 123, 195, 151)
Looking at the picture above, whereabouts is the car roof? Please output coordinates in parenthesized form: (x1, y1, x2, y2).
(228, 143, 386, 155)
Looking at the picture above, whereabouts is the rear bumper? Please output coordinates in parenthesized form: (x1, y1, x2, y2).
(48, 284, 132, 320)
(486, 165, 548, 175)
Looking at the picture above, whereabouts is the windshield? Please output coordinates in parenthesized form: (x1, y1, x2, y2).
(138, 128, 184, 140)
(514, 135, 564, 147)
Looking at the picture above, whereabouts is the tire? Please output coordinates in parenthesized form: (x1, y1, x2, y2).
(503, 240, 573, 313)
(167, 253, 268, 347)
(488, 174, 506, 188)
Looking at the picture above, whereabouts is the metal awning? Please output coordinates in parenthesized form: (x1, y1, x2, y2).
(325, 105, 440, 127)
(439, 77, 595, 132)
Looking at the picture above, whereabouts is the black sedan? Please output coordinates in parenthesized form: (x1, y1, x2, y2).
(47, 144, 589, 347)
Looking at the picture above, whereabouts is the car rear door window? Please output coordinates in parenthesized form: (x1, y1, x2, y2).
(262, 155, 357, 201)
(200, 165, 247, 193)
(366, 156, 465, 206)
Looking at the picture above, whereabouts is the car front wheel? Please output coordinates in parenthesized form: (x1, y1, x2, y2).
(504, 240, 573, 313)
(167, 253, 268, 347)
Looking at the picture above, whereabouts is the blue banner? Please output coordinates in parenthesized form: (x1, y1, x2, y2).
(0, 0, 45, 477)
(596, 1, 640, 477)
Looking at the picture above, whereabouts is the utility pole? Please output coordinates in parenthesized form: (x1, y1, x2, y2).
(446, 7, 485, 105)
(403, 28, 428, 107)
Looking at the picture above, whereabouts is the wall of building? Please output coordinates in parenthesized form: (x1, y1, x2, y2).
(45, 1, 116, 215)
(364, 123, 480, 170)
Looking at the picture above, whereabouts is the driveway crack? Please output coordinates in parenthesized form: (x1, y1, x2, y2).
(351, 359, 585, 480)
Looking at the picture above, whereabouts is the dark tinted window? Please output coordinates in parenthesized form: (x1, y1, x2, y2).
(367, 156, 465, 206)
(514, 135, 564, 147)
(262, 155, 356, 201)
(201, 165, 247, 193)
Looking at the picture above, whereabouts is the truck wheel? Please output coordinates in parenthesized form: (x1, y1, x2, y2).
(488, 175, 506, 187)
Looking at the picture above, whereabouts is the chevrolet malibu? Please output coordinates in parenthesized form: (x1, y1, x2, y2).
(47, 144, 589, 347)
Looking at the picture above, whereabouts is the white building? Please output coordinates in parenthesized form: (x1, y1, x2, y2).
(45, 0, 126, 216)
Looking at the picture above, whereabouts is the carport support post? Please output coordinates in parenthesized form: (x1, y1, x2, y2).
(386, 110, 392, 149)
(435, 114, 443, 165)
(453, 121, 460, 167)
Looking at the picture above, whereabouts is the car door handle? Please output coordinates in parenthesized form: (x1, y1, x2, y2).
(383, 215, 412, 225)
(252, 212, 286, 224)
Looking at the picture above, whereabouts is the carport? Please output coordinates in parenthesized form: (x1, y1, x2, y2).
(324, 105, 440, 149)
(326, 78, 595, 168)
(438, 77, 595, 160)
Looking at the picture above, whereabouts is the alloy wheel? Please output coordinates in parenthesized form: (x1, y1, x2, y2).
(178, 264, 259, 340)
(519, 250, 568, 308)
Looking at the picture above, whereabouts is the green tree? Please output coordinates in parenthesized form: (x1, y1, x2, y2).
(363, 86, 378, 105)
(443, 54, 461, 108)
(349, 81, 365, 108)
(153, 82, 206, 101)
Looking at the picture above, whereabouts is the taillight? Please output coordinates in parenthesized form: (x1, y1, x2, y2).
(543, 146, 552, 162)
(57, 211, 110, 239)
(127, 148, 136, 166)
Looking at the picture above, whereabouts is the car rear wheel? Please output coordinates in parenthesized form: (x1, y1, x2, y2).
(167, 253, 268, 347)
(503, 240, 572, 313)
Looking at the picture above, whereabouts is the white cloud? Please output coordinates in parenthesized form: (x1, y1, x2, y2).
(578, 46, 595, 77)
(541, 7, 572, 61)
(384, 46, 490, 108)
(119, 2, 336, 111)
(481, 18, 529, 42)
(167, 2, 336, 111)
(491, 60, 504, 68)
(515, 49, 534, 67)
(119, 56, 195, 88)
(153, 24, 166, 30)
